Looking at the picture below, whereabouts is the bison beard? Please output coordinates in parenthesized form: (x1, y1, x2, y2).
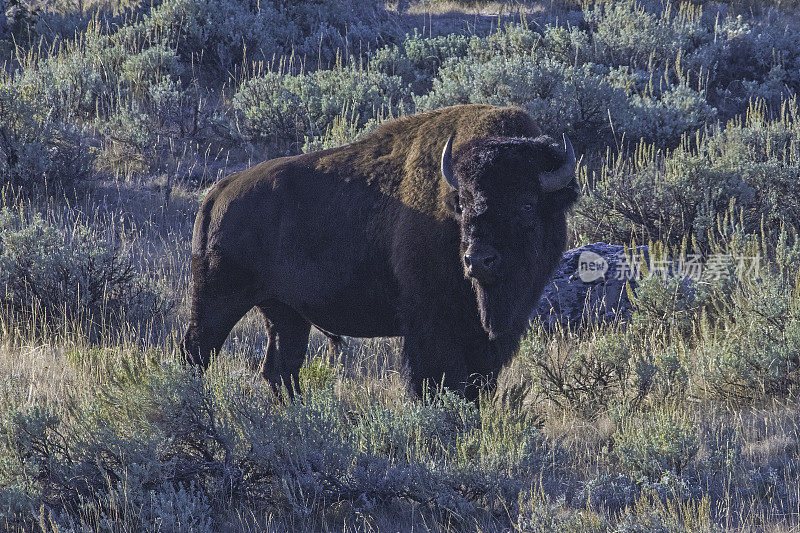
(470, 256, 539, 340)
(474, 283, 494, 338)
(472, 282, 506, 340)
(181, 104, 577, 401)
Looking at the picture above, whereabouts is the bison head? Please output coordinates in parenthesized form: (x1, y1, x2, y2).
(441, 134, 578, 339)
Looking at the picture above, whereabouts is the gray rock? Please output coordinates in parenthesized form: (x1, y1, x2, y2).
(534, 242, 649, 330)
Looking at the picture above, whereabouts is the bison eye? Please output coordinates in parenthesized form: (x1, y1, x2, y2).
(518, 202, 537, 226)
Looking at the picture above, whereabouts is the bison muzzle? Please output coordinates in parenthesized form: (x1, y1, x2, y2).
(181, 104, 578, 400)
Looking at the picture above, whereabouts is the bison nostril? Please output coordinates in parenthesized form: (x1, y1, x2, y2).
(464, 251, 499, 276)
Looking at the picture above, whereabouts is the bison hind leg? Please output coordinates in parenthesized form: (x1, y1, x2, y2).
(258, 301, 311, 397)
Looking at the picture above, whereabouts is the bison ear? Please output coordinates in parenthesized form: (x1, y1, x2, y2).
(441, 135, 458, 190)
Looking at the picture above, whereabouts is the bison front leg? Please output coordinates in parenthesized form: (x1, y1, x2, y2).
(258, 301, 311, 396)
(402, 310, 516, 402)
(402, 322, 489, 402)
(181, 254, 258, 369)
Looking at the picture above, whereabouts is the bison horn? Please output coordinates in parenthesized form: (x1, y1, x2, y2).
(539, 134, 577, 192)
(441, 135, 458, 190)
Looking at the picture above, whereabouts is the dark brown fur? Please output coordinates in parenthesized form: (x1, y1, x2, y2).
(181, 104, 577, 399)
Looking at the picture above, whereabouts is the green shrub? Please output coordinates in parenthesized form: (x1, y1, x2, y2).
(371, 30, 472, 93)
(537, 25, 592, 66)
(416, 54, 628, 149)
(578, 473, 641, 510)
(628, 272, 712, 343)
(0, 82, 93, 193)
(127, 0, 389, 70)
(696, 268, 800, 401)
(140, 0, 281, 70)
(611, 408, 700, 481)
(15, 27, 188, 178)
(232, 66, 409, 150)
(300, 108, 384, 152)
(517, 490, 609, 532)
(298, 358, 341, 391)
(519, 329, 635, 413)
(584, 0, 707, 70)
(649, 347, 690, 400)
(626, 84, 717, 146)
(0, 206, 167, 332)
(119, 43, 182, 101)
(8, 0, 394, 178)
(471, 22, 540, 59)
(415, 43, 716, 151)
(573, 98, 800, 247)
(0, 369, 217, 530)
(18, 34, 115, 122)
(230, 71, 305, 146)
(0, 365, 533, 527)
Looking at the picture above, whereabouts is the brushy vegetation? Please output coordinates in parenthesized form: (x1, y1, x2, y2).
(1, 0, 800, 530)
(0, 199, 169, 338)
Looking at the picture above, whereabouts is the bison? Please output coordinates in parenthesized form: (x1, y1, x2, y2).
(181, 104, 578, 399)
